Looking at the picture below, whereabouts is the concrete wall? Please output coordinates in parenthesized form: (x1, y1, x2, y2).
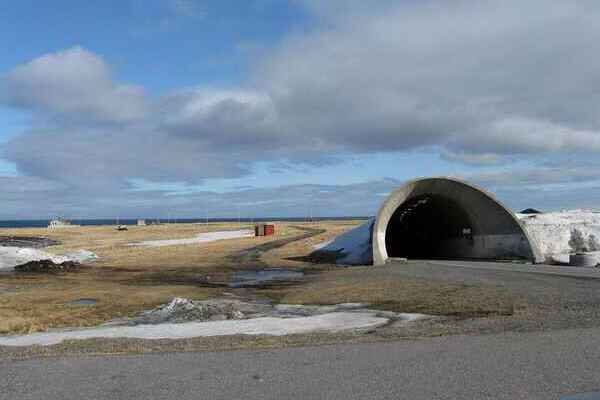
(436, 234, 538, 260)
(372, 177, 544, 265)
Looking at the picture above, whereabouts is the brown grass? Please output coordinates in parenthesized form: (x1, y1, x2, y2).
(258, 266, 519, 318)
(0, 220, 521, 336)
(0, 221, 360, 334)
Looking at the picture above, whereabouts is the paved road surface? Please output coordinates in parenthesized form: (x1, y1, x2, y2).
(391, 258, 600, 279)
(2, 326, 600, 400)
(386, 260, 600, 314)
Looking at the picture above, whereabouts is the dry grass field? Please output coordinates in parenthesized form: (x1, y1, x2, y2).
(0, 219, 525, 338)
(0, 221, 359, 334)
(260, 266, 517, 318)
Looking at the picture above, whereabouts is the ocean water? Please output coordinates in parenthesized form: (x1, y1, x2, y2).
(0, 217, 368, 229)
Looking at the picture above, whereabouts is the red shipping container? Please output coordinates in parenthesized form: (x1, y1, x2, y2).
(264, 224, 275, 236)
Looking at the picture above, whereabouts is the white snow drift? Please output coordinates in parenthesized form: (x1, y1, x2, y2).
(128, 229, 254, 247)
(0, 297, 429, 346)
(0, 312, 389, 346)
(317, 218, 374, 265)
(517, 210, 600, 264)
(0, 247, 97, 271)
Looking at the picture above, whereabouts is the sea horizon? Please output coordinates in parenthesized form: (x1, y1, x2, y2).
(0, 216, 371, 229)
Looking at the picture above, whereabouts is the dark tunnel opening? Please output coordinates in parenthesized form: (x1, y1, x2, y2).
(385, 194, 475, 259)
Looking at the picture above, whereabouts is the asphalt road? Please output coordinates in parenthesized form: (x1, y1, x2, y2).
(395, 258, 600, 279)
(2, 326, 600, 400)
(387, 259, 600, 309)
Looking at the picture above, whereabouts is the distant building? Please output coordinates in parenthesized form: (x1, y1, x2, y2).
(137, 219, 146, 226)
(48, 217, 80, 229)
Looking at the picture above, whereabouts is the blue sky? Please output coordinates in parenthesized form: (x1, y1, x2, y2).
(0, 1, 306, 91)
(1, 0, 600, 218)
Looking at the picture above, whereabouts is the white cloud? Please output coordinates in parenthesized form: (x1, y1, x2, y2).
(160, 88, 280, 147)
(3, 1, 600, 214)
(440, 150, 504, 166)
(258, 0, 600, 157)
(2, 47, 146, 123)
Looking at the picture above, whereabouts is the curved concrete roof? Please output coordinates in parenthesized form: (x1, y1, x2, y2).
(372, 177, 544, 265)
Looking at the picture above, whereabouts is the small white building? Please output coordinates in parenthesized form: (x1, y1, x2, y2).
(48, 217, 80, 229)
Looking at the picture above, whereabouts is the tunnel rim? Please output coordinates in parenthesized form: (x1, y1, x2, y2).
(372, 176, 543, 265)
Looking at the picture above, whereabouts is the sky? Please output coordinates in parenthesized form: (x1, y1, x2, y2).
(1, 0, 600, 219)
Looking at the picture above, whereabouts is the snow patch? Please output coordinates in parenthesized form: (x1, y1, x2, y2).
(517, 210, 600, 263)
(0, 313, 389, 347)
(63, 249, 98, 263)
(128, 230, 254, 247)
(0, 297, 429, 346)
(317, 219, 373, 265)
(0, 247, 97, 271)
(312, 240, 333, 250)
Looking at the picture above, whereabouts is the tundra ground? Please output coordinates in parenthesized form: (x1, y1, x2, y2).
(2, 220, 599, 359)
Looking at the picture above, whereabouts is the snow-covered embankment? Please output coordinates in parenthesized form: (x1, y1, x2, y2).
(0, 247, 97, 271)
(517, 210, 600, 264)
(313, 219, 374, 265)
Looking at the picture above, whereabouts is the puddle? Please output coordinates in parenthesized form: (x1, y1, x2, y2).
(0, 236, 59, 248)
(67, 298, 98, 306)
(562, 393, 600, 400)
(229, 269, 304, 288)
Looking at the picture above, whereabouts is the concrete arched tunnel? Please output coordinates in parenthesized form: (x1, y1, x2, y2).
(372, 177, 543, 265)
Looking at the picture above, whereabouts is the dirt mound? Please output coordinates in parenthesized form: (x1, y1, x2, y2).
(14, 259, 82, 273)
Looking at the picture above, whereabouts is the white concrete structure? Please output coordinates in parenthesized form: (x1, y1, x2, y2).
(47, 218, 80, 229)
(372, 177, 543, 265)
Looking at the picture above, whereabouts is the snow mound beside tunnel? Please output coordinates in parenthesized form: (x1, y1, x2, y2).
(317, 219, 374, 265)
(517, 210, 600, 263)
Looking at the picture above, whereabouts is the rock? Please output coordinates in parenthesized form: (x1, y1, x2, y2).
(14, 259, 82, 273)
(132, 298, 251, 324)
(228, 310, 245, 319)
(107, 297, 430, 328)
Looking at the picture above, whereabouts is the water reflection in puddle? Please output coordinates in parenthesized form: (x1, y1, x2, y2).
(229, 269, 304, 288)
(562, 393, 600, 400)
(67, 298, 98, 306)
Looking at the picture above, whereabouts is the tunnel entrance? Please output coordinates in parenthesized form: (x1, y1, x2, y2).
(372, 177, 543, 265)
(385, 194, 474, 259)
